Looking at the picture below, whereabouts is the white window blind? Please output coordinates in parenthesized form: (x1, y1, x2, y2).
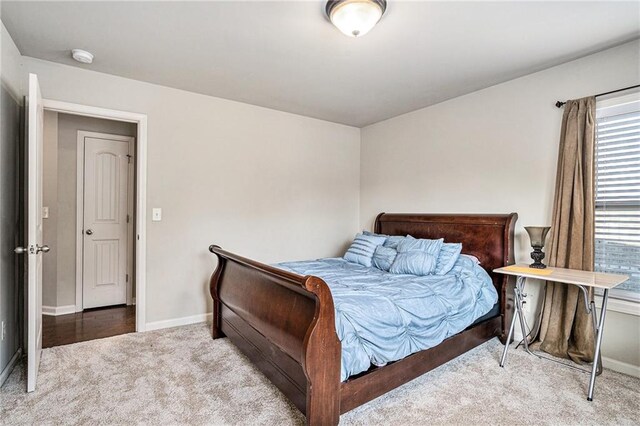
(595, 93, 640, 302)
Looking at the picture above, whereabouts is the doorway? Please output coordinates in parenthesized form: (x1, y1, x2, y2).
(22, 74, 148, 391)
(41, 114, 137, 348)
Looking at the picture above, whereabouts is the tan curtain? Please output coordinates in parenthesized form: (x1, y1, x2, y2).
(536, 96, 596, 364)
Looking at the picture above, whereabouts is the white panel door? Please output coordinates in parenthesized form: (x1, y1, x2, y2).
(82, 137, 130, 309)
(25, 73, 46, 392)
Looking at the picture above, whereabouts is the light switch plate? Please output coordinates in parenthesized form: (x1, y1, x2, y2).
(42, 206, 49, 219)
(152, 208, 162, 221)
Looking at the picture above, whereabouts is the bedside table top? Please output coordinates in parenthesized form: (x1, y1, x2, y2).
(493, 264, 629, 289)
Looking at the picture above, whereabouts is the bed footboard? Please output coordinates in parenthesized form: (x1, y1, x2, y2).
(209, 246, 341, 425)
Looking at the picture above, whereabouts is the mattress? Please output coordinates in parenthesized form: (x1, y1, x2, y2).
(276, 254, 498, 381)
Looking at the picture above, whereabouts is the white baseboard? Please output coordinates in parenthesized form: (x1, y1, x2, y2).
(0, 348, 22, 386)
(145, 312, 212, 331)
(603, 356, 640, 378)
(42, 305, 77, 316)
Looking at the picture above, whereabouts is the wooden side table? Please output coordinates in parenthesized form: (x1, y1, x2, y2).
(494, 264, 628, 401)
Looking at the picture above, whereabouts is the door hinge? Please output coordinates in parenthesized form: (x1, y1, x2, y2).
(126, 214, 130, 223)
(126, 274, 129, 283)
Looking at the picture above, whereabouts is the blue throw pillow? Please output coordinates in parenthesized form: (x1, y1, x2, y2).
(383, 235, 405, 249)
(372, 245, 397, 271)
(363, 231, 407, 249)
(435, 243, 463, 275)
(461, 254, 481, 264)
(363, 230, 387, 238)
(449, 253, 482, 276)
(389, 236, 443, 276)
(344, 233, 387, 267)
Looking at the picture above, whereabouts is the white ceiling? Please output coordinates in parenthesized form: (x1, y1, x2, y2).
(3, 1, 639, 127)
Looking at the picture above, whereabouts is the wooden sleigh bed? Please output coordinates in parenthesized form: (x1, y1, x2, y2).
(209, 213, 517, 425)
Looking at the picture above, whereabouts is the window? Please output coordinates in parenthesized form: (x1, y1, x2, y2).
(595, 92, 640, 302)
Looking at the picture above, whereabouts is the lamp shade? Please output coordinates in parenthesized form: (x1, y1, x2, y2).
(326, 0, 386, 37)
(525, 226, 551, 247)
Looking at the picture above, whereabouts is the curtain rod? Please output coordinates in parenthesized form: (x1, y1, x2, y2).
(555, 84, 640, 108)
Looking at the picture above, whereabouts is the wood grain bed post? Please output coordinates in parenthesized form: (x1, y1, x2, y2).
(499, 214, 517, 344)
(208, 245, 226, 339)
(301, 276, 341, 426)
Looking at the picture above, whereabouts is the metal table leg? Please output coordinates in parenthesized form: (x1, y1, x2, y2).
(514, 276, 535, 356)
(587, 289, 609, 401)
(577, 285, 603, 376)
(500, 275, 528, 367)
(500, 291, 518, 367)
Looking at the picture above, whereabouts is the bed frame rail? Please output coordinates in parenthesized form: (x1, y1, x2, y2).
(209, 246, 341, 424)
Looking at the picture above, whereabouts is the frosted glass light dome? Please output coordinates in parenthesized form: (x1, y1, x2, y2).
(326, 0, 387, 38)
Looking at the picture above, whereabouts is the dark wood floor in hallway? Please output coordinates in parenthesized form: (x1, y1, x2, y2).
(43, 305, 136, 348)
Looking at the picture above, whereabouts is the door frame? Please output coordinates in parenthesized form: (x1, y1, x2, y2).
(76, 131, 135, 310)
(42, 99, 148, 332)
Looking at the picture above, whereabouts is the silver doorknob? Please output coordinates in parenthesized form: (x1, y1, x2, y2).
(14, 246, 27, 254)
(36, 245, 50, 253)
(85, 229, 93, 235)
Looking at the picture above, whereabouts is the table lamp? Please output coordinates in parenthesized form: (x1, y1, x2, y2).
(525, 226, 551, 269)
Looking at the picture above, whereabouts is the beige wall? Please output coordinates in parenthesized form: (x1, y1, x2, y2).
(42, 112, 137, 308)
(1, 22, 22, 100)
(0, 21, 23, 380)
(360, 40, 640, 372)
(0, 83, 21, 379)
(598, 308, 640, 374)
(24, 56, 361, 324)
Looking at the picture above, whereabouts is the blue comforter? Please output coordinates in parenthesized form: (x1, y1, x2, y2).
(276, 255, 497, 381)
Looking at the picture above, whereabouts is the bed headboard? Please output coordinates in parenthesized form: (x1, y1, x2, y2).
(374, 212, 518, 293)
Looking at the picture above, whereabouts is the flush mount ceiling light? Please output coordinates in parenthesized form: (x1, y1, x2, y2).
(326, 0, 387, 38)
(71, 49, 94, 64)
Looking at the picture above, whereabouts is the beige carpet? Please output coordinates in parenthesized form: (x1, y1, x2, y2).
(2, 323, 639, 425)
